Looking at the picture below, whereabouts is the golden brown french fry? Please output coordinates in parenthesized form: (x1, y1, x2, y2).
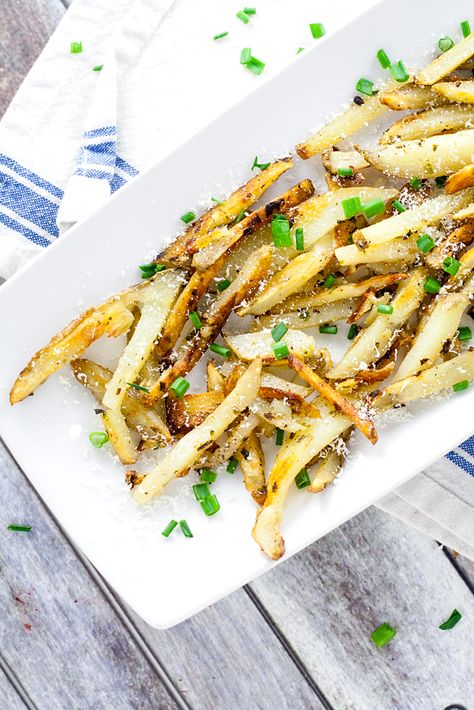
(416, 34, 474, 85)
(287, 354, 377, 444)
(132, 358, 262, 504)
(425, 220, 474, 269)
(432, 80, 474, 104)
(335, 238, 417, 267)
(237, 433, 267, 506)
(379, 83, 451, 110)
(207, 360, 225, 392)
(445, 165, 474, 194)
(308, 444, 348, 494)
(321, 148, 369, 174)
(207, 413, 260, 468)
(256, 299, 358, 331)
(165, 391, 224, 434)
(225, 329, 317, 363)
(380, 105, 474, 144)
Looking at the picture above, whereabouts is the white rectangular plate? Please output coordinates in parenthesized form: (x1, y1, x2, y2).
(1, 0, 473, 628)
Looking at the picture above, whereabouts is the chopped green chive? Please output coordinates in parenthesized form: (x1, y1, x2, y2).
(295, 468, 311, 489)
(234, 209, 247, 224)
(416, 233, 435, 253)
(272, 341, 289, 360)
(371, 623, 397, 647)
(342, 196, 362, 219)
(7, 524, 32, 532)
(310, 23, 326, 39)
(275, 428, 284, 446)
(209, 343, 231, 359)
(435, 175, 447, 187)
(376, 48, 391, 69)
(127, 382, 150, 393)
(179, 519, 193, 538)
(271, 322, 288, 342)
(392, 200, 407, 213)
(424, 276, 442, 294)
(362, 198, 385, 219)
(241, 47, 252, 64)
(453, 380, 469, 392)
(181, 211, 196, 224)
(193, 483, 212, 500)
(139, 262, 166, 278)
(297, 47, 305, 54)
(217, 278, 231, 291)
(337, 167, 354, 177)
(244, 7, 256, 15)
(347, 323, 359, 340)
(70, 41, 83, 54)
(389, 60, 409, 82)
(458, 326, 472, 341)
(410, 176, 422, 189)
(319, 324, 338, 334)
(252, 155, 271, 170)
(245, 56, 265, 75)
(377, 304, 393, 315)
(295, 227, 304, 251)
(355, 77, 374, 96)
(461, 20, 471, 38)
(170, 376, 190, 398)
(200, 494, 220, 516)
(92, 64, 103, 72)
(236, 10, 250, 23)
(211, 196, 223, 204)
(442, 256, 461, 276)
(213, 31, 229, 41)
(161, 519, 178, 537)
(201, 468, 218, 483)
(324, 273, 336, 288)
(189, 311, 202, 330)
(226, 457, 238, 474)
(271, 214, 292, 247)
(89, 431, 109, 448)
(438, 36, 454, 52)
(439, 608, 462, 629)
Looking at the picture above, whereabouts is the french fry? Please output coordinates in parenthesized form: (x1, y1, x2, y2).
(287, 354, 377, 444)
(207, 360, 225, 392)
(416, 34, 474, 85)
(249, 397, 312, 432)
(237, 433, 267, 506)
(207, 413, 260, 468)
(335, 238, 417, 266)
(308, 445, 347, 494)
(256, 299, 358, 331)
(362, 130, 474, 179)
(132, 358, 262, 504)
(379, 83, 451, 110)
(225, 329, 317, 363)
(425, 220, 474, 269)
(296, 94, 388, 159)
(165, 391, 224, 434)
(252, 411, 352, 559)
(380, 105, 474, 144)
(102, 408, 137, 465)
(445, 165, 474, 194)
(322, 148, 369, 174)
(451, 203, 474, 221)
(432, 80, 474, 104)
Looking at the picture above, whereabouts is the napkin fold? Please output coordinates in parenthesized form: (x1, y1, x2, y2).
(0, 0, 473, 558)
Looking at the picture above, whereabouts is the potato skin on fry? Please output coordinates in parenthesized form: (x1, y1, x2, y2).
(445, 165, 474, 194)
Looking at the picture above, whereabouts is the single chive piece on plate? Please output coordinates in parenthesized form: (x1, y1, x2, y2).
(193, 483, 211, 500)
(70, 41, 83, 54)
(410, 176, 422, 189)
(461, 20, 471, 38)
(92, 64, 103, 72)
(170, 376, 190, 398)
(179, 519, 193, 538)
(241, 47, 252, 64)
(295, 227, 304, 250)
(213, 31, 229, 41)
(245, 56, 265, 75)
(271, 322, 288, 342)
(347, 323, 358, 340)
(355, 77, 374, 96)
(217, 278, 231, 291)
(271, 214, 292, 247)
(389, 60, 409, 82)
(7, 524, 32, 532)
(297, 47, 305, 54)
(209, 343, 231, 359)
(438, 36, 454, 52)
(337, 167, 353, 177)
(376, 48, 391, 68)
(244, 7, 256, 15)
(424, 276, 442, 294)
(201, 469, 218, 483)
(442, 256, 461, 276)
(275, 428, 284, 446)
(439, 608, 462, 629)
(453, 380, 469, 392)
(180, 211, 196, 224)
(127, 382, 150, 393)
(342, 196, 362, 219)
(226, 457, 238, 474)
(236, 10, 250, 23)
(272, 341, 289, 360)
(89, 431, 109, 448)
(161, 519, 178, 537)
(189, 311, 202, 330)
(200, 494, 221, 516)
(458, 326, 472, 341)
(371, 622, 397, 647)
(362, 198, 385, 219)
(324, 273, 336, 288)
(416, 233, 435, 253)
(435, 175, 447, 187)
(309, 23, 326, 39)
(392, 200, 407, 213)
(295, 468, 311, 489)
(377, 304, 393, 315)
(252, 155, 271, 170)
(319, 324, 338, 334)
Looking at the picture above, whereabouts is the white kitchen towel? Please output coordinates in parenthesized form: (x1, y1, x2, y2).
(0, 0, 473, 557)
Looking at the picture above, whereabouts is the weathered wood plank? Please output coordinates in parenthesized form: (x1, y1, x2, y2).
(250, 506, 474, 710)
(0, 441, 182, 710)
(0, 0, 65, 117)
(0, 668, 26, 710)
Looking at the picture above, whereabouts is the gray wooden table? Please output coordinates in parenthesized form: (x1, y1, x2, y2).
(1, 2, 473, 708)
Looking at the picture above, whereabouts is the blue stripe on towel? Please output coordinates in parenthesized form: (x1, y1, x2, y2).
(80, 140, 116, 168)
(0, 211, 50, 248)
(446, 449, 474, 477)
(116, 156, 138, 177)
(110, 173, 127, 193)
(75, 167, 114, 181)
(0, 171, 59, 236)
(0, 153, 63, 199)
(459, 437, 474, 458)
(83, 126, 116, 139)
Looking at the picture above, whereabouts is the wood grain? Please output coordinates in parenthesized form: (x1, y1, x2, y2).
(0, 668, 26, 710)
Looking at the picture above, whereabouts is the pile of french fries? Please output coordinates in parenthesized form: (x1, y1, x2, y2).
(10, 31, 474, 560)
